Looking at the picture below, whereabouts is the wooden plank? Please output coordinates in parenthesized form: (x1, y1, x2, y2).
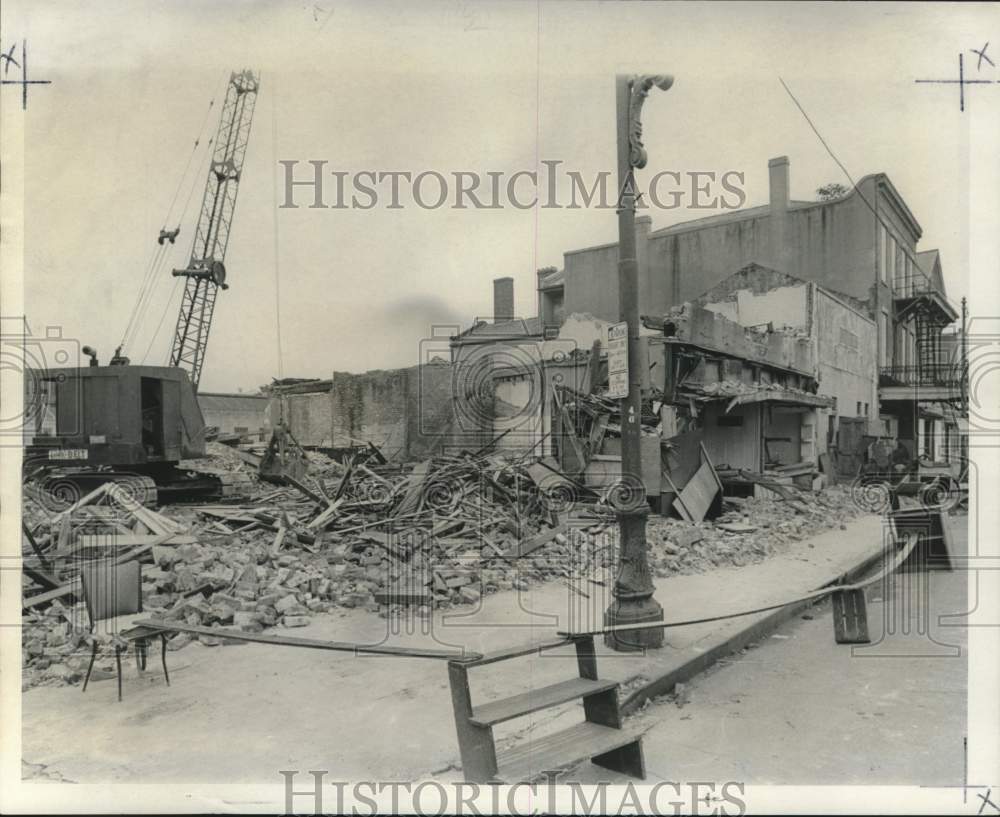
(675, 460, 717, 522)
(501, 522, 568, 560)
(21, 521, 53, 572)
(23, 564, 62, 591)
(447, 661, 498, 783)
(494, 722, 644, 783)
(48, 483, 110, 526)
(127, 618, 474, 660)
(662, 469, 694, 522)
(77, 534, 195, 548)
(106, 483, 184, 535)
(560, 405, 589, 475)
(699, 443, 726, 496)
(588, 412, 610, 456)
(306, 498, 343, 530)
(470, 677, 619, 727)
(391, 460, 431, 517)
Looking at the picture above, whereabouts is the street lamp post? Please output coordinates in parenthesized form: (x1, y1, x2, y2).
(604, 74, 673, 652)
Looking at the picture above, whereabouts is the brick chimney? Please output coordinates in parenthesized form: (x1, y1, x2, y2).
(768, 156, 789, 268)
(493, 276, 514, 322)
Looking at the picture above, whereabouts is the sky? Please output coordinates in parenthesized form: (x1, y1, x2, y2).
(9, 0, 997, 392)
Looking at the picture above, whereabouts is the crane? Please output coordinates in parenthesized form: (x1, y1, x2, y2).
(169, 69, 260, 390)
(22, 69, 262, 505)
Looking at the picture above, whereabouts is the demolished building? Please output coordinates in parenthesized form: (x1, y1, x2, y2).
(533, 155, 965, 476)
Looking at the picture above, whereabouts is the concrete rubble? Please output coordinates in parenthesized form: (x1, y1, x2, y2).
(20, 441, 863, 690)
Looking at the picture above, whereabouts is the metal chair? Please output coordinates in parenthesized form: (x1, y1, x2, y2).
(79, 560, 170, 701)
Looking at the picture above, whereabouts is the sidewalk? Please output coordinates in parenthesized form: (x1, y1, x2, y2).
(20, 513, 887, 783)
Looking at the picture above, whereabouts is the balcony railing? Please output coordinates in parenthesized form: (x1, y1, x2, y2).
(892, 268, 937, 299)
(879, 362, 966, 389)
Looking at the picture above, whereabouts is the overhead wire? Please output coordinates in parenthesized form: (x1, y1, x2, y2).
(779, 77, 962, 314)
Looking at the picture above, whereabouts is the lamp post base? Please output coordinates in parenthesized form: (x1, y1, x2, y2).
(603, 596, 665, 652)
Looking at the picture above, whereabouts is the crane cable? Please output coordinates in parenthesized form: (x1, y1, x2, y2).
(140, 276, 184, 364)
(126, 129, 217, 356)
(118, 75, 227, 356)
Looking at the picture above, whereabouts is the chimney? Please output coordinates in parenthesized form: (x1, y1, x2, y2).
(768, 156, 790, 268)
(493, 276, 514, 322)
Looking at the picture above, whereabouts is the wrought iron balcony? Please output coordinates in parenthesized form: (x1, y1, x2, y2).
(879, 362, 966, 389)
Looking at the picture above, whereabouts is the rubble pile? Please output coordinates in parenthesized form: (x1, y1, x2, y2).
(19, 453, 613, 688)
(646, 484, 862, 576)
(20, 452, 863, 690)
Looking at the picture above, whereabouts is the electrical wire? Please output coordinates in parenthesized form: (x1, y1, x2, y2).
(779, 77, 962, 314)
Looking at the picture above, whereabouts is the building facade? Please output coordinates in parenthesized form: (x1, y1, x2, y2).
(536, 156, 964, 469)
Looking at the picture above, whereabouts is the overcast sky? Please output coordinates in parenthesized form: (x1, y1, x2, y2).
(13, 0, 996, 392)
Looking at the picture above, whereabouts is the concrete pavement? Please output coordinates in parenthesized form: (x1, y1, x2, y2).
(569, 513, 969, 786)
(20, 510, 895, 783)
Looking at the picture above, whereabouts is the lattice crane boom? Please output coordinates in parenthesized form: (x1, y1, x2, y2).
(169, 69, 259, 390)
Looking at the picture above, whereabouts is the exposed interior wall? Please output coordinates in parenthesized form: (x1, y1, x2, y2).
(273, 363, 458, 460)
(272, 391, 332, 447)
(814, 287, 878, 428)
(669, 302, 815, 375)
(200, 407, 268, 436)
(694, 270, 878, 452)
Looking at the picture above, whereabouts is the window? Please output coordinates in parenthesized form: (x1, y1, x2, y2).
(863, 402, 869, 416)
(878, 224, 887, 283)
(716, 415, 744, 427)
(884, 234, 895, 285)
(880, 312, 890, 366)
(856, 401, 862, 416)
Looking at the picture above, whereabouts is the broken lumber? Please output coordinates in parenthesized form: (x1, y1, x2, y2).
(501, 522, 569, 560)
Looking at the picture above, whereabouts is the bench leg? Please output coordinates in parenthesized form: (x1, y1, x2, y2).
(447, 662, 495, 782)
(832, 588, 870, 644)
(115, 646, 123, 702)
(82, 641, 98, 693)
(592, 738, 645, 780)
(160, 634, 170, 686)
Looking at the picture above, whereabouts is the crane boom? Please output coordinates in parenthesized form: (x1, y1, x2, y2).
(169, 69, 259, 390)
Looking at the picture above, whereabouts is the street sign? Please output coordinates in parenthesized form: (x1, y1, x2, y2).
(607, 321, 628, 399)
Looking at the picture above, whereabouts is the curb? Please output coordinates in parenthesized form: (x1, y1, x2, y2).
(619, 543, 886, 715)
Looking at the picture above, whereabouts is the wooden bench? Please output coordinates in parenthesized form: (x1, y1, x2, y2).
(447, 636, 645, 783)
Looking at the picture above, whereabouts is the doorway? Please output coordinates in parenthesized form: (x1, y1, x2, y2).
(140, 377, 165, 458)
